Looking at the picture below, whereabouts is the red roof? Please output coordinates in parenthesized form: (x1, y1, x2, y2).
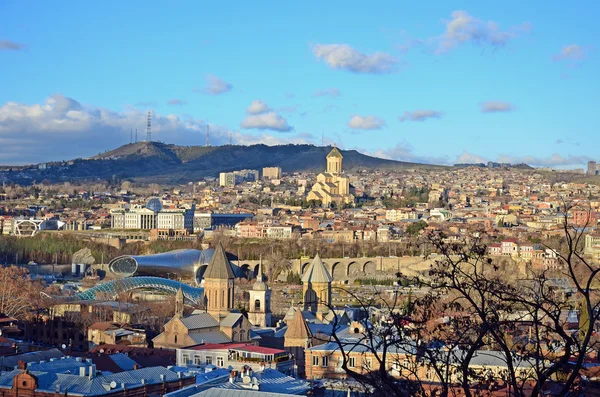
(233, 345, 286, 355)
(188, 342, 250, 351)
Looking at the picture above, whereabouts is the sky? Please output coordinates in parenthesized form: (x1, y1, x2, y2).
(0, 1, 598, 167)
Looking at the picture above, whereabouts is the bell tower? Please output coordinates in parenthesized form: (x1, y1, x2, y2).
(248, 258, 272, 327)
(175, 286, 184, 318)
(326, 145, 343, 175)
(203, 242, 235, 319)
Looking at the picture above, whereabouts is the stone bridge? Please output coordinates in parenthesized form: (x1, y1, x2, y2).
(232, 256, 438, 281)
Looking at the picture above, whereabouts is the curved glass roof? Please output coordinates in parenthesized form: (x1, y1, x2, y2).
(108, 249, 213, 285)
(74, 276, 204, 305)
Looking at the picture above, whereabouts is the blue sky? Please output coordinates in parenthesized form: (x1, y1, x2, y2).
(0, 1, 598, 167)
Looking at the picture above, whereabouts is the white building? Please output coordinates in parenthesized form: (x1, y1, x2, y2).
(266, 225, 293, 239)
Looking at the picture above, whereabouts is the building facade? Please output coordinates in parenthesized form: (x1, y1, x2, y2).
(263, 167, 282, 180)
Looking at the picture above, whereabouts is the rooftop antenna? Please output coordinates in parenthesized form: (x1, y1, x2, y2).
(206, 125, 210, 147)
(146, 110, 152, 142)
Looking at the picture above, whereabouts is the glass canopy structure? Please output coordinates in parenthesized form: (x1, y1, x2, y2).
(108, 249, 214, 285)
(72, 276, 204, 305)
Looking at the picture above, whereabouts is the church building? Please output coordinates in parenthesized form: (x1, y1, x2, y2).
(153, 243, 252, 349)
(307, 146, 354, 207)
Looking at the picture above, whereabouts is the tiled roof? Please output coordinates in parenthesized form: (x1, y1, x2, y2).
(300, 254, 332, 283)
(283, 309, 312, 340)
(187, 342, 250, 351)
(204, 243, 235, 280)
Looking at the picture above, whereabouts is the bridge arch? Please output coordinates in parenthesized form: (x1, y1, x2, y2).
(363, 261, 377, 274)
(301, 262, 310, 275)
(331, 262, 344, 279)
(347, 261, 360, 276)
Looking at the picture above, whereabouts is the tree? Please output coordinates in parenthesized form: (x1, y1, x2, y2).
(0, 266, 42, 319)
(406, 220, 428, 236)
(322, 205, 600, 396)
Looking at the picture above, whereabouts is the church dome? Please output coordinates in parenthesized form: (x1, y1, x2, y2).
(146, 197, 163, 212)
(253, 279, 268, 291)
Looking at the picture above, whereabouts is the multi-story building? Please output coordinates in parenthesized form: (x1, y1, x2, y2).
(588, 161, 598, 176)
(385, 209, 420, 222)
(585, 233, 600, 257)
(266, 225, 293, 239)
(194, 213, 253, 232)
(219, 169, 260, 187)
(263, 166, 282, 180)
(235, 221, 268, 238)
(176, 342, 294, 375)
(111, 199, 194, 232)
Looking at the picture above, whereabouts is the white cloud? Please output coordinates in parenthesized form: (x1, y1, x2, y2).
(195, 74, 232, 95)
(436, 11, 529, 53)
(480, 101, 515, 113)
(362, 142, 449, 165)
(496, 153, 592, 167)
(0, 40, 25, 50)
(0, 94, 302, 164)
(240, 112, 293, 132)
(167, 99, 187, 106)
(347, 115, 385, 130)
(314, 88, 341, 97)
(399, 110, 443, 122)
(553, 44, 586, 63)
(455, 151, 488, 164)
(246, 100, 271, 115)
(313, 44, 398, 74)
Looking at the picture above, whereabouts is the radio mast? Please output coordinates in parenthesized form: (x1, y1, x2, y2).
(146, 110, 152, 142)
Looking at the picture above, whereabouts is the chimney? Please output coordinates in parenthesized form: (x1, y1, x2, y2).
(17, 360, 26, 370)
(133, 364, 139, 370)
(79, 366, 87, 377)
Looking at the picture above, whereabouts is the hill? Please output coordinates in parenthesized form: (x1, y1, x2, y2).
(1, 142, 446, 184)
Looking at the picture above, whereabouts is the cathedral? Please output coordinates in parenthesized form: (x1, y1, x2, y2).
(307, 146, 354, 207)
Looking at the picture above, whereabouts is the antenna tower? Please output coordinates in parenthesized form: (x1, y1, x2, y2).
(135, 129, 138, 143)
(206, 125, 210, 147)
(146, 110, 152, 142)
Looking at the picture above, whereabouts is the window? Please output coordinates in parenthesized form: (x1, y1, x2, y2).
(254, 299, 261, 311)
(349, 357, 355, 367)
(365, 358, 372, 369)
(217, 356, 224, 367)
(194, 356, 201, 365)
(182, 354, 190, 364)
(312, 356, 319, 366)
(205, 356, 213, 365)
(322, 356, 329, 367)
(174, 335, 178, 344)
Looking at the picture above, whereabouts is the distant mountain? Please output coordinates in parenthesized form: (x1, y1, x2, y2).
(0, 142, 445, 184)
(454, 162, 533, 170)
